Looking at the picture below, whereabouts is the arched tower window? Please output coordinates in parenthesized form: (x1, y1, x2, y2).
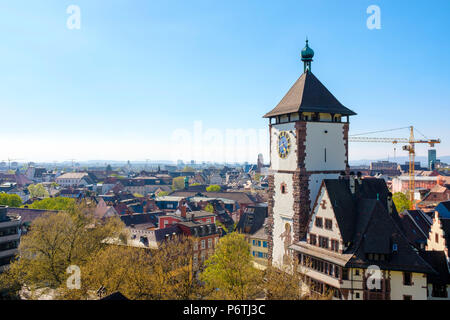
(281, 183, 287, 194)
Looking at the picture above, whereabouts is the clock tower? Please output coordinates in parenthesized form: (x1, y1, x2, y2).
(263, 40, 356, 266)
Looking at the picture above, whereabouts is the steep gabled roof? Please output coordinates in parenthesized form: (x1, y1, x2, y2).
(348, 201, 435, 274)
(236, 205, 268, 235)
(263, 72, 356, 118)
(322, 178, 399, 244)
(398, 210, 431, 249)
(440, 218, 450, 248)
(419, 251, 450, 284)
(323, 180, 358, 244)
(310, 178, 435, 274)
(120, 213, 155, 227)
(154, 225, 181, 242)
(436, 200, 450, 218)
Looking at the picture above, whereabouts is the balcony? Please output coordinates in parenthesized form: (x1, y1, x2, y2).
(298, 265, 341, 288)
(0, 248, 19, 259)
(0, 233, 20, 244)
(0, 219, 21, 229)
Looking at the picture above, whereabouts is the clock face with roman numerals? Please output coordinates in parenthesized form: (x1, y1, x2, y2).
(278, 131, 291, 159)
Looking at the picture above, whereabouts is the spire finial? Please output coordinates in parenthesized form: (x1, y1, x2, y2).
(301, 38, 314, 73)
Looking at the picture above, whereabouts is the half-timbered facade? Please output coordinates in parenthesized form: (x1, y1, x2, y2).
(290, 177, 434, 300)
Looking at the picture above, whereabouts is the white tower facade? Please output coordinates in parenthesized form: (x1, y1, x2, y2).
(263, 41, 356, 266)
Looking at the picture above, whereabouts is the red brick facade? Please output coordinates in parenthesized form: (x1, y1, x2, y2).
(343, 122, 350, 174)
(293, 121, 310, 242)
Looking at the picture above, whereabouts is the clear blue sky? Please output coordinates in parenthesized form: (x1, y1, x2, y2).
(0, 0, 449, 163)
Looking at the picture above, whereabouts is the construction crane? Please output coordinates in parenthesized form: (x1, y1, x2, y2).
(349, 126, 441, 208)
(145, 159, 151, 171)
(0, 158, 24, 170)
(66, 159, 77, 172)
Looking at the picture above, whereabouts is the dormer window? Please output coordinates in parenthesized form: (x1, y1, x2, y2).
(342, 268, 349, 280)
(331, 240, 339, 252)
(403, 272, 412, 286)
(319, 236, 329, 249)
(366, 253, 388, 261)
(310, 234, 317, 246)
(315, 217, 323, 228)
(312, 113, 319, 121)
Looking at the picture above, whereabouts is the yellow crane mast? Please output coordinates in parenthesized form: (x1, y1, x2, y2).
(349, 126, 441, 209)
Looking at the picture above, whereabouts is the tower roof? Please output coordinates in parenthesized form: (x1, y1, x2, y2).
(263, 71, 356, 118)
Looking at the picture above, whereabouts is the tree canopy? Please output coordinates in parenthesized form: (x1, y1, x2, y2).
(0, 204, 125, 298)
(0, 201, 205, 300)
(27, 184, 49, 198)
(172, 177, 186, 191)
(58, 236, 200, 300)
(0, 193, 22, 207)
(204, 203, 215, 213)
(157, 191, 170, 197)
(206, 185, 221, 192)
(27, 197, 76, 212)
(200, 232, 263, 299)
(392, 192, 412, 213)
(264, 256, 308, 300)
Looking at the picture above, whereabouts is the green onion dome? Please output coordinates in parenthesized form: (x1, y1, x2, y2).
(301, 39, 314, 61)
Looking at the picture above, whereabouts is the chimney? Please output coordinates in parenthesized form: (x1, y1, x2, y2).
(356, 172, 362, 185)
(179, 199, 187, 218)
(349, 172, 356, 194)
(387, 192, 394, 215)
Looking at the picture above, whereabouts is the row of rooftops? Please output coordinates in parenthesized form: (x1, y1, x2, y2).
(123, 211, 219, 240)
(156, 195, 235, 205)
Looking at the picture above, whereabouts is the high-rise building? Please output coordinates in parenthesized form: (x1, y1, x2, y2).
(428, 149, 437, 170)
(257, 154, 264, 171)
(263, 40, 356, 266)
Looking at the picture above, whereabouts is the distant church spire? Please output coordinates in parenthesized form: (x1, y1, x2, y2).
(301, 38, 314, 73)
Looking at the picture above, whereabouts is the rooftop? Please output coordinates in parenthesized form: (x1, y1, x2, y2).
(263, 71, 356, 118)
(57, 172, 89, 179)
